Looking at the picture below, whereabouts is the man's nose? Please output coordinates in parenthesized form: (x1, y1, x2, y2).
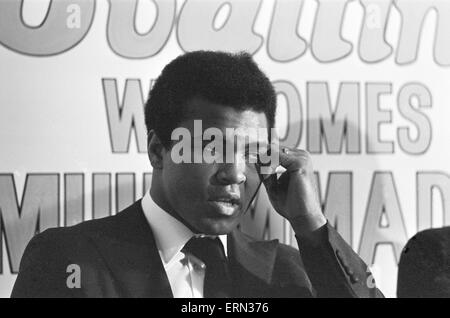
(215, 161, 247, 185)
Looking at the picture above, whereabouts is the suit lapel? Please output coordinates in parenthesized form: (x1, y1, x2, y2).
(84, 200, 279, 298)
(87, 201, 173, 298)
(228, 229, 279, 296)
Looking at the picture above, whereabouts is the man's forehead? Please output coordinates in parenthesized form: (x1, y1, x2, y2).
(182, 97, 269, 130)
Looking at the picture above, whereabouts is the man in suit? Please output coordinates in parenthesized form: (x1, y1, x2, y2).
(397, 227, 450, 297)
(12, 51, 383, 298)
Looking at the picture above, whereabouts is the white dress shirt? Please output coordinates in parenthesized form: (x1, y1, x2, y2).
(141, 190, 228, 298)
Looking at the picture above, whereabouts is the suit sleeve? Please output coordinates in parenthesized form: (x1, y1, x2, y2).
(11, 229, 74, 298)
(295, 222, 384, 298)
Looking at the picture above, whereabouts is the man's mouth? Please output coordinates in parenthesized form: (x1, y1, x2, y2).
(207, 196, 241, 216)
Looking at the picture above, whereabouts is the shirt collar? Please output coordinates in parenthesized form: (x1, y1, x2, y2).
(141, 190, 228, 264)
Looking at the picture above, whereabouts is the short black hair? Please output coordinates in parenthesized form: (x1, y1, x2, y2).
(145, 51, 276, 147)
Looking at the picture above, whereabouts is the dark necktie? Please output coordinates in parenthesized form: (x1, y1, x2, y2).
(182, 236, 232, 298)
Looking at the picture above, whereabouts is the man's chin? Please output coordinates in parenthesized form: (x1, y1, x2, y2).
(194, 218, 239, 236)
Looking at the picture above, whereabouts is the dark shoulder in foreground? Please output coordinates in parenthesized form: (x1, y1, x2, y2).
(398, 226, 450, 298)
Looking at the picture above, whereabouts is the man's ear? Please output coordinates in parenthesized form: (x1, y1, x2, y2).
(147, 130, 165, 169)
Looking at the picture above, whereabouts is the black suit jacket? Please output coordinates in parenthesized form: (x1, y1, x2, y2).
(12, 200, 383, 298)
(398, 227, 450, 298)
